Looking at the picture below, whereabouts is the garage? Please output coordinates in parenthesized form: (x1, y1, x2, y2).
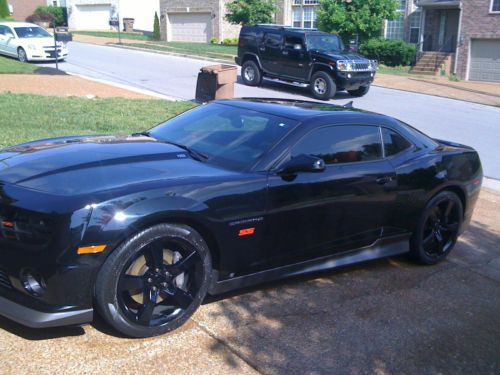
(74, 4, 112, 30)
(168, 13, 212, 43)
(469, 39, 500, 82)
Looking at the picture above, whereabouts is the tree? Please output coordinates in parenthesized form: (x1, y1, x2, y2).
(153, 11, 161, 40)
(225, 0, 276, 25)
(0, 0, 10, 19)
(317, 0, 398, 43)
(34, 5, 66, 26)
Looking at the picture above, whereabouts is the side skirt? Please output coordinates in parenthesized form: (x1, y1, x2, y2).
(208, 234, 410, 295)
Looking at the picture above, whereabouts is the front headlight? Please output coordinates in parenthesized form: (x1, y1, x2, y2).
(337, 60, 353, 71)
(27, 44, 38, 50)
(368, 60, 378, 71)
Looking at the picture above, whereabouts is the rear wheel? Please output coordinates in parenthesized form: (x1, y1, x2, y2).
(410, 191, 463, 265)
(17, 48, 28, 63)
(310, 71, 336, 100)
(95, 224, 212, 338)
(348, 85, 370, 97)
(241, 60, 262, 86)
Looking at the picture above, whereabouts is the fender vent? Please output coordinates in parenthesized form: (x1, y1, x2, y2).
(0, 269, 12, 290)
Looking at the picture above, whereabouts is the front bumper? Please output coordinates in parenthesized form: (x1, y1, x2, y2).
(336, 71, 375, 90)
(0, 295, 92, 328)
(27, 48, 68, 61)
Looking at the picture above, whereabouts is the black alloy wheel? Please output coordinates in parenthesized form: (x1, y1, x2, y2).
(95, 224, 212, 338)
(310, 71, 336, 100)
(241, 60, 262, 86)
(411, 191, 463, 264)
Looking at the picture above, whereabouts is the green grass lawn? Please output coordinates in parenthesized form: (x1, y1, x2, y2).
(73, 31, 152, 41)
(0, 56, 38, 74)
(0, 94, 195, 147)
(124, 42, 238, 61)
(377, 64, 411, 76)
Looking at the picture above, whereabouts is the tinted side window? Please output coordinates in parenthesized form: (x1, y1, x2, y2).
(382, 128, 412, 156)
(284, 35, 304, 49)
(292, 126, 382, 165)
(264, 32, 282, 48)
(0, 26, 5, 35)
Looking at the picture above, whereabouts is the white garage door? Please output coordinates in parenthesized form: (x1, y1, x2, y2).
(75, 5, 111, 30)
(169, 13, 211, 43)
(469, 39, 500, 83)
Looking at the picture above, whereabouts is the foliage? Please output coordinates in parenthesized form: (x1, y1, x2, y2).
(359, 38, 416, 66)
(210, 37, 219, 44)
(34, 6, 66, 26)
(0, 56, 38, 74)
(225, 0, 276, 25)
(26, 12, 55, 26)
(153, 11, 161, 40)
(222, 37, 239, 46)
(317, 0, 398, 43)
(448, 73, 459, 82)
(0, 0, 9, 18)
(0, 94, 195, 148)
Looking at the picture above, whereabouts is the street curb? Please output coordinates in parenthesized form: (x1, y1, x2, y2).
(408, 78, 500, 98)
(483, 177, 500, 192)
(65, 71, 182, 101)
(108, 43, 235, 65)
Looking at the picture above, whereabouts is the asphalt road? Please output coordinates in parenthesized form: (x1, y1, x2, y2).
(39, 42, 500, 181)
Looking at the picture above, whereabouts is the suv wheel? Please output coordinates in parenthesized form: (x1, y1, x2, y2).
(348, 85, 370, 97)
(95, 223, 212, 338)
(310, 71, 336, 100)
(241, 60, 262, 86)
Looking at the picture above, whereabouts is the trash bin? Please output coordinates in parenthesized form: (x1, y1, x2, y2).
(195, 64, 237, 102)
(123, 18, 135, 32)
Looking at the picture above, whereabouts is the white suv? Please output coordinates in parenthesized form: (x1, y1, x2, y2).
(0, 22, 68, 62)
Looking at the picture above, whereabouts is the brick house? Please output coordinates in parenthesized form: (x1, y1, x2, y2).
(7, 0, 47, 22)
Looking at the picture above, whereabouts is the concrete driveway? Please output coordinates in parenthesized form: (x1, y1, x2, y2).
(0, 188, 498, 374)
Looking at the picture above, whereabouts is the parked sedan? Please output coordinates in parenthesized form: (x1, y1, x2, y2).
(0, 99, 482, 337)
(0, 22, 68, 62)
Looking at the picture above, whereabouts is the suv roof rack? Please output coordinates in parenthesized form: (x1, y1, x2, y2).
(255, 24, 319, 31)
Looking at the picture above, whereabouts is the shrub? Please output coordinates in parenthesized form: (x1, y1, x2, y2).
(359, 39, 417, 67)
(210, 37, 219, 44)
(0, 0, 9, 18)
(26, 12, 56, 25)
(152, 11, 160, 40)
(222, 37, 238, 46)
(34, 5, 66, 26)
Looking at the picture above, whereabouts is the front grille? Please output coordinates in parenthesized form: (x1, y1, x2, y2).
(0, 207, 53, 246)
(352, 61, 371, 71)
(0, 269, 12, 290)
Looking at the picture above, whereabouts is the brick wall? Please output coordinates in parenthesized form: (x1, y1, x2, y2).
(8, 0, 46, 22)
(456, 0, 500, 79)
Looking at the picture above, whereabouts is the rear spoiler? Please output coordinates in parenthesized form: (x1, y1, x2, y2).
(433, 139, 475, 151)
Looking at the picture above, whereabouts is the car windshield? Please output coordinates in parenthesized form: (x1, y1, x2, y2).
(307, 35, 343, 53)
(148, 103, 298, 171)
(14, 27, 51, 38)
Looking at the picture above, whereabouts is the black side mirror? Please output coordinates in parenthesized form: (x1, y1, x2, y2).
(279, 154, 325, 174)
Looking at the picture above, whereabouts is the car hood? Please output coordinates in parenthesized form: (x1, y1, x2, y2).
(0, 135, 232, 196)
(313, 51, 369, 61)
(18, 37, 62, 47)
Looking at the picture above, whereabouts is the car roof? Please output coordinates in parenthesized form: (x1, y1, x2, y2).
(214, 98, 391, 124)
(0, 22, 40, 28)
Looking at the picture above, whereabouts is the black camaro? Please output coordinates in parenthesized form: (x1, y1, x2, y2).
(0, 99, 482, 337)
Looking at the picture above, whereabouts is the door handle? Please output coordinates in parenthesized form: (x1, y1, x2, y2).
(282, 50, 289, 55)
(376, 175, 394, 185)
(259, 46, 265, 52)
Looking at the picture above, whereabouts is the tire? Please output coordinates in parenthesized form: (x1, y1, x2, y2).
(241, 60, 262, 86)
(410, 191, 463, 265)
(17, 48, 28, 63)
(348, 85, 370, 97)
(95, 223, 212, 338)
(310, 71, 336, 100)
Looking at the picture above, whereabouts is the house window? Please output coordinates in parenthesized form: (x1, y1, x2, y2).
(409, 10, 421, 43)
(491, 0, 500, 12)
(303, 7, 317, 29)
(385, 17, 405, 40)
(293, 8, 302, 27)
(304, 0, 319, 4)
(397, 0, 407, 12)
(293, 0, 301, 5)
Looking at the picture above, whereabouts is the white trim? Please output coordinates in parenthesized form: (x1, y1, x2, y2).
(489, 0, 500, 13)
(465, 37, 471, 81)
(453, 3, 462, 74)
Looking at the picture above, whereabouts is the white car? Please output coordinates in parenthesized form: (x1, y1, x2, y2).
(0, 22, 68, 62)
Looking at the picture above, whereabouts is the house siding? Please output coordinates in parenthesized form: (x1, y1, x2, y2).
(8, 0, 46, 22)
(456, 0, 500, 79)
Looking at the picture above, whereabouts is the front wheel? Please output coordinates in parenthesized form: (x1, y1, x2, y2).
(348, 85, 370, 97)
(17, 48, 28, 63)
(410, 191, 463, 265)
(241, 60, 262, 86)
(95, 224, 212, 338)
(310, 71, 336, 100)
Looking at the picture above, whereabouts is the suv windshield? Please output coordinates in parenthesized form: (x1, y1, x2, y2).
(306, 34, 343, 53)
(14, 27, 51, 38)
(149, 103, 298, 171)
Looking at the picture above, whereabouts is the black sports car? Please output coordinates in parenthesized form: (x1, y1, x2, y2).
(0, 99, 482, 337)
